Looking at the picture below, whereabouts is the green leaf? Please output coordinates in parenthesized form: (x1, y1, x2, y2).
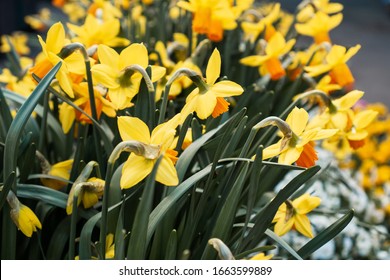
(264, 229, 303, 260)
(297, 209, 355, 259)
(0, 172, 15, 210)
(1, 62, 61, 260)
(16, 184, 67, 209)
(46, 216, 71, 259)
(126, 157, 162, 259)
(201, 163, 249, 259)
(165, 230, 178, 260)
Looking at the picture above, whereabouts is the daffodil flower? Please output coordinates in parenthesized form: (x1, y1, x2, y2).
(29, 22, 86, 98)
(295, 11, 343, 44)
(240, 32, 295, 80)
(345, 109, 378, 149)
(262, 107, 338, 167)
(67, 14, 130, 49)
(66, 177, 105, 214)
(305, 44, 361, 88)
(7, 192, 42, 238)
(91, 43, 166, 110)
(0, 32, 30, 55)
(272, 193, 321, 238)
(177, 0, 238, 42)
(59, 82, 116, 133)
(181, 48, 243, 119)
(117, 114, 182, 189)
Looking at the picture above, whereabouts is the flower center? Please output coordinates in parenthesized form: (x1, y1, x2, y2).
(212, 97, 230, 118)
(296, 141, 318, 167)
(329, 63, 354, 88)
(193, 7, 211, 34)
(264, 57, 285, 80)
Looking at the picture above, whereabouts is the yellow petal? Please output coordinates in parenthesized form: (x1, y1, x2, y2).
(326, 45, 346, 65)
(240, 55, 270, 66)
(343, 44, 361, 63)
(333, 90, 364, 111)
(82, 192, 99, 209)
(150, 65, 166, 82)
(262, 141, 283, 160)
(59, 103, 75, 133)
(91, 64, 119, 88)
(353, 110, 378, 129)
(206, 48, 221, 85)
(347, 131, 368, 141)
(118, 116, 151, 143)
(274, 214, 294, 236)
(328, 13, 343, 30)
(311, 128, 338, 141)
(120, 154, 154, 189)
(56, 69, 74, 98)
(120, 43, 148, 69)
(64, 52, 85, 75)
(294, 214, 313, 238)
(107, 87, 133, 110)
(294, 194, 321, 214)
(286, 107, 309, 135)
(156, 156, 179, 186)
(305, 63, 333, 77)
(279, 147, 302, 165)
(46, 22, 65, 53)
(211, 80, 244, 97)
(195, 92, 217, 119)
(97, 44, 120, 70)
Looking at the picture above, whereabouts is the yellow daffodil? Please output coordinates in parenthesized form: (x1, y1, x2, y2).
(297, 0, 343, 22)
(117, 114, 182, 189)
(240, 32, 295, 80)
(308, 90, 365, 132)
(8, 192, 42, 238)
(272, 193, 321, 238)
(345, 109, 378, 150)
(177, 0, 238, 42)
(67, 15, 130, 49)
(29, 22, 86, 98)
(305, 44, 361, 89)
(91, 43, 166, 110)
(248, 253, 273, 260)
(0, 32, 30, 55)
(181, 48, 243, 119)
(24, 8, 52, 32)
(66, 177, 105, 214)
(63, 1, 88, 23)
(295, 11, 343, 44)
(40, 159, 74, 190)
(262, 107, 338, 167)
(59, 82, 116, 133)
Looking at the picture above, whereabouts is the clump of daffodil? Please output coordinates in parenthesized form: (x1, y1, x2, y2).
(117, 114, 182, 189)
(305, 44, 361, 89)
(177, 0, 238, 42)
(272, 193, 321, 238)
(297, 0, 343, 23)
(66, 177, 105, 214)
(91, 43, 166, 110)
(59, 82, 116, 133)
(7, 191, 42, 237)
(67, 14, 130, 50)
(36, 151, 74, 190)
(295, 11, 343, 44)
(180, 48, 243, 119)
(29, 21, 86, 98)
(258, 107, 338, 167)
(240, 32, 295, 80)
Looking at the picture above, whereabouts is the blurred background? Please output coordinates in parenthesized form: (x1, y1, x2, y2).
(1, 0, 390, 106)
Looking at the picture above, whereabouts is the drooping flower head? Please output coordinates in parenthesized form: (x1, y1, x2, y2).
(91, 43, 166, 110)
(118, 114, 182, 189)
(240, 32, 295, 80)
(272, 193, 321, 238)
